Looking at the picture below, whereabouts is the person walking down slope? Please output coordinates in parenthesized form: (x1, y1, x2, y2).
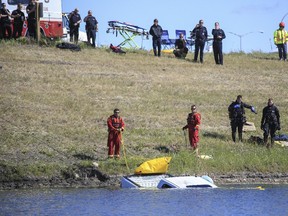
(107, 109, 125, 159)
(182, 105, 201, 156)
(212, 22, 226, 65)
(228, 95, 257, 143)
(84, 10, 98, 47)
(261, 98, 280, 148)
(149, 19, 163, 57)
(192, 20, 208, 63)
(274, 22, 288, 61)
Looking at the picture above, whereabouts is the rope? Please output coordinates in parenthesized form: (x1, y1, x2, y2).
(183, 129, 188, 148)
(120, 132, 130, 173)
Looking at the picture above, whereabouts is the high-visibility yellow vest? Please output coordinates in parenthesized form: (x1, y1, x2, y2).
(274, 29, 288, 44)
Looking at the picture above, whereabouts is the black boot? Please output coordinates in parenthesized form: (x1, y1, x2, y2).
(264, 135, 269, 148)
(239, 132, 243, 142)
(232, 132, 236, 142)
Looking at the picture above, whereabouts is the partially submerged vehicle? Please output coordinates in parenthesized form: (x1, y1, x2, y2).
(121, 157, 217, 189)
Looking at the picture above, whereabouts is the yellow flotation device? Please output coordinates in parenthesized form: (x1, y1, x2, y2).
(134, 157, 172, 174)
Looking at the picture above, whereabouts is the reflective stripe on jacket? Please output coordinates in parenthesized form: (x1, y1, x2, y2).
(274, 29, 288, 44)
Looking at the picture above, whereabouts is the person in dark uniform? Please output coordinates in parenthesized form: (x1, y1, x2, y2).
(228, 95, 257, 142)
(84, 10, 98, 47)
(26, 0, 36, 39)
(261, 98, 280, 148)
(149, 19, 163, 57)
(212, 22, 226, 65)
(191, 20, 208, 63)
(11, 3, 25, 39)
(173, 33, 188, 59)
(0, 3, 12, 40)
(68, 8, 82, 44)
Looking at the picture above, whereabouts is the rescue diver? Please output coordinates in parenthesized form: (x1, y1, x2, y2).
(261, 98, 280, 148)
(182, 105, 201, 156)
(107, 108, 125, 159)
(228, 95, 257, 142)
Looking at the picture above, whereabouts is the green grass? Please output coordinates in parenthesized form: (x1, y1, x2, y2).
(0, 40, 288, 181)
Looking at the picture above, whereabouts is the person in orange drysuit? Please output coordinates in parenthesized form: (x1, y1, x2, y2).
(182, 105, 201, 156)
(107, 108, 125, 159)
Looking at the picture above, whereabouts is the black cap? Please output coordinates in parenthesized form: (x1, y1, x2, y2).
(114, 108, 120, 113)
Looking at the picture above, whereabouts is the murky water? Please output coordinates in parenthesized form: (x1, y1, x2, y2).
(1, 185, 288, 216)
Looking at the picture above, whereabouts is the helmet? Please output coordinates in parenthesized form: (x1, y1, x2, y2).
(279, 22, 285, 27)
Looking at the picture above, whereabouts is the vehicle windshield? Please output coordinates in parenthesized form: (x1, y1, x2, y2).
(7, 0, 29, 5)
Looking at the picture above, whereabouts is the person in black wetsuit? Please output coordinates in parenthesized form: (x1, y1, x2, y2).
(261, 98, 280, 148)
(228, 95, 257, 142)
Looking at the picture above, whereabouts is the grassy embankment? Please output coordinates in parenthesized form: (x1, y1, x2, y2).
(0, 40, 288, 182)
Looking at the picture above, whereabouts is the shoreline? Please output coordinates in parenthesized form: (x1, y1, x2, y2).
(1, 172, 288, 190)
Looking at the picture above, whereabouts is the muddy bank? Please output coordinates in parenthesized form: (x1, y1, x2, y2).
(1, 170, 288, 190)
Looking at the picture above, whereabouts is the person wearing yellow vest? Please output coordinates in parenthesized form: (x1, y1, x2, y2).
(274, 22, 288, 61)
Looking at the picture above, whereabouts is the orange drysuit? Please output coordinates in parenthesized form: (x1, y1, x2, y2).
(107, 114, 125, 158)
(183, 112, 201, 149)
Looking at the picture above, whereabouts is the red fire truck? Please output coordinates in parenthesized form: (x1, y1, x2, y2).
(1, 0, 63, 38)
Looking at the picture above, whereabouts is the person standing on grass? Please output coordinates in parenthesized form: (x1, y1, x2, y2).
(11, 3, 25, 39)
(182, 105, 201, 156)
(84, 10, 98, 47)
(0, 3, 12, 40)
(26, 0, 36, 39)
(107, 108, 125, 159)
(212, 22, 226, 65)
(261, 98, 280, 148)
(149, 18, 163, 57)
(192, 20, 208, 63)
(274, 22, 288, 61)
(68, 8, 82, 44)
(228, 95, 257, 143)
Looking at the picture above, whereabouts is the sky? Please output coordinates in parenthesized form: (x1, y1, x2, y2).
(62, 0, 288, 53)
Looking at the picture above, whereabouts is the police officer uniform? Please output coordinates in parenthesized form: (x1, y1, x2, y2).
(212, 24, 226, 65)
(173, 37, 188, 58)
(84, 12, 98, 47)
(149, 19, 163, 57)
(68, 9, 82, 44)
(0, 3, 12, 39)
(26, 1, 36, 39)
(12, 6, 25, 39)
(192, 20, 208, 63)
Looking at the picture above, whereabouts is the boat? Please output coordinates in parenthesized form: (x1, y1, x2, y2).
(121, 157, 217, 189)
